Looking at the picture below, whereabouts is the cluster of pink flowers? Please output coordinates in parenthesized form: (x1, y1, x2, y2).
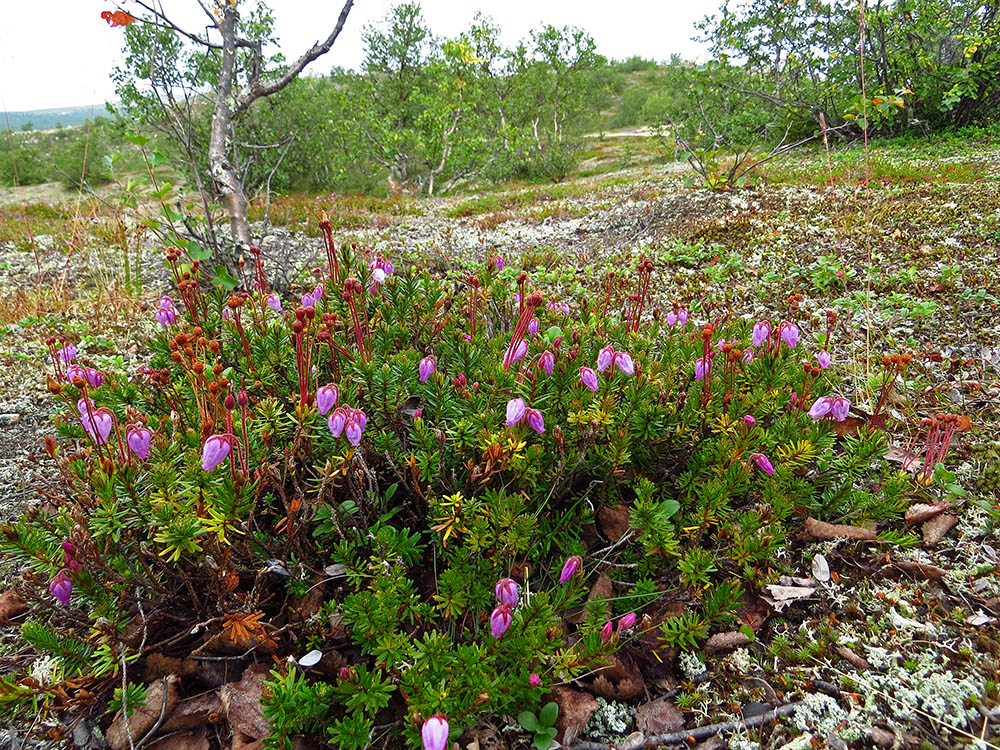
(49, 542, 82, 606)
(547, 301, 570, 315)
(370, 254, 395, 287)
(328, 406, 368, 446)
(58, 343, 78, 363)
(505, 398, 544, 434)
(581, 344, 634, 391)
(599, 611, 637, 641)
(808, 395, 851, 422)
(155, 296, 178, 326)
(66, 364, 104, 388)
(665, 308, 689, 326)
(490, 577, 520, 639)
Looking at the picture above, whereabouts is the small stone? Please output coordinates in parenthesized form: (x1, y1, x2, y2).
(972, 578, 991, 594)
(869, 726, 896, 748)
(0, 413, 20, 426)
(812, 554, 831, 582)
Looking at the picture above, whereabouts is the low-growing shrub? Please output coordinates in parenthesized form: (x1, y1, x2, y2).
(1, 233, 922, 747)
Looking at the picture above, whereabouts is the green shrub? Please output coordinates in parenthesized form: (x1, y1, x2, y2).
(1, 241, 919, 746)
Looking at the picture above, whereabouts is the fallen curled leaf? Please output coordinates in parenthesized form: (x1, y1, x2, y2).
(835, 645, 873, 671)
(0, 589, 28, 624)
(106, 676, 180, 750)
(705, 630, 752, 652)
(804, 517, 876, 541)
(811, 554, 831, 583)
(761, 584, 815, 612)
(634, 695, 684, 734)
(904, 502, 950, 525)
(551, 686, 599, 746)
(884, 560, 947, 581)
(922, 513, 958, 545)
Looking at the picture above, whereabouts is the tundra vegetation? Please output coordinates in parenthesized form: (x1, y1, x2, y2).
(0, 1, 999, 749)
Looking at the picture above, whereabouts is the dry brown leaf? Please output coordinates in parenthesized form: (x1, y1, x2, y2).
(804, 517, 876, 541)
(106, 676, 180, 750)
(835, 645, 873, 671)
(551, 686, 599, 746)
(884, 560, 948, 581)
(705, 630, 752, 652)
(904, 502, 950, 525)
(143, 653, 199, 682)
(884, 444, 922, 472)
(761, 584, 815, 612)
(220, 665, 271, 740)
(597, 504, 631, 543)
(922, 513, 958, 545)
(590, 652, 645, 699)
(147, 728, 209, 750)
(634, 696, 684, 735)
(0, 589, 28, 624)
(160, 691, 224, 732)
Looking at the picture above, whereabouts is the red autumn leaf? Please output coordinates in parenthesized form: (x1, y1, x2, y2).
(102, 10, 136, 27)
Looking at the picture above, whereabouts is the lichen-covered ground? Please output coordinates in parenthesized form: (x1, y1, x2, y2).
(1, 133, 999, 748)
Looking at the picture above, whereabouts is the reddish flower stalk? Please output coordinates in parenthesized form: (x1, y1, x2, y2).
(516, 272, 528, 318)
(343, 278, 370, 362)
(872, 353, 911, 417)
(626, 259, 654, 333)
(165, 247, 207, 326)
(700, 323, 715, 406)
(919, 413, 967, 482)
(797, 362, 823, 412)
(503, 291, 543, 371)
(319, 211, 339, 282)
(469, 275, 480, 337)
(600, 271, 616, 319)
(228, 296, 256, 371)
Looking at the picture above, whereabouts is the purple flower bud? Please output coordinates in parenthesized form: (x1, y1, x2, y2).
(313, 285, 324, 301)
(694, 357, 710, 381)
(618, 612, 636, 631)
(831, 395, 850, 422)
(201, 434, 232, 471)
(781, 322, 799, 348)
(666, 312, 677, 327)
(817, 350, 832, 369)
(526, 408, 545, 435)
(752, 321, 770, 347)
(301, 293, 314, 308)
(808, 397, 832, 419)
(750, 452, 775, 475)
(505, 398, 527, 426)
(49, 572, 72, 606)
(317, 384, 338, 415)
(529, 673, 540, 687)
(599, 621, 613, 641)
(354, 408, 368, 432)
(421, 715, 450, 750)
(126, 425, 152, 460)
(495, 256, 505, 270)
(490, 604, 512, 638)
(266, 294, 282, 313)
(527, 317, 540, 337)
(559, 555, 582, 583)
(77, 397, 94, 415)
(678, 310, 689, 324)
(345, 419, 363, 446)
(495, 578, 519, 608)
(743, 415, 756, 425)
(597, 345, 614, 372)
(505, 339, 527, 366)
(418, 356, 436, 383)
(58, 344, 78, 363)
(539, 350, 555, 376)
(579, 366, 599, 391)
(159, 296, 175, 310)
(614, 351, 634, 375)
(453, 373, 467, 388)
(742, 348, 755, 363)
(371, 268, 387, 288)
(328, 408, 347, 438)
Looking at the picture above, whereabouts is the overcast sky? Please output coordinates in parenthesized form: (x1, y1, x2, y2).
(0, 1, 717, 112)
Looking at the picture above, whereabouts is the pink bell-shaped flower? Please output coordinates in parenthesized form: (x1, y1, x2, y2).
(490, 604, 513, 638)
(421, 715, 449, 750)
(201, 434, 232, 471)
(559, 555, 582, 583)
(317, 384, 338, 415)
(614, 351, 634, 375)
(126, 425, 152, 460)
(579, 367, 599, 391)
(596, 345, 615, 372)
(525, 408, 545, 435)
(495, 578, 519, 608)
(328, 408, 347, 438)
(82, 408, 114, 446)
(749, 452, 776, 475)
(752, 321, 770, 347)
(539, 350, 555, 376)
(49, 571, 73, 606)
(505, 398, 527, 426)
(418, 356, 436, 383)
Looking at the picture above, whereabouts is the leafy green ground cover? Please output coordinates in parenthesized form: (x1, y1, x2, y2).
(0, 134, 998, 749)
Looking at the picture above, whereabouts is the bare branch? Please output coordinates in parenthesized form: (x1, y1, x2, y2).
(236, 0, 355, 113)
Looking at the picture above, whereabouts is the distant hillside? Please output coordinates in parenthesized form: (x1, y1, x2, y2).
(3, 105, 115, 132)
